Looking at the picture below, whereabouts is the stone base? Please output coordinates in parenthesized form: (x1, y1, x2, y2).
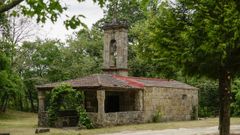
(38, 112, 48, 127)
(96, 111, 143, 127)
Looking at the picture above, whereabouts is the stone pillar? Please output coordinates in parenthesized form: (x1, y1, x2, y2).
(38, 90, 46, 127)
(38, 91, 45, 112)
(97, 90, 105, 125)
(135, 90, 143, 111)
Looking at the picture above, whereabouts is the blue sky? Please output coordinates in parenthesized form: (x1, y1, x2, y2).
(36, 0, 104, 42)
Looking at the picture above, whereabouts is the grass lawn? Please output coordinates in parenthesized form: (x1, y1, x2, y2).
(1, 110, 240, 135)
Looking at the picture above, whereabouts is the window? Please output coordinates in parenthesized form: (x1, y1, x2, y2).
(110, 39, 117, 67)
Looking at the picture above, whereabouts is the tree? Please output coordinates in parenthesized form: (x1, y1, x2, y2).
(14, 40, 61, 111)
(137, 1, 240, 134)
(63, 27, 103, 79)
(0, 0, 107, 29)
(0, 51, 25, 112)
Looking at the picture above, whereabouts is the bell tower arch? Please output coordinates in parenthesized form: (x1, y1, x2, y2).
(102, 19, 128, 76)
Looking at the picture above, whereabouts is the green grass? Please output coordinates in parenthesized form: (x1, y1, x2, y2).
(0, 110, 240, 135)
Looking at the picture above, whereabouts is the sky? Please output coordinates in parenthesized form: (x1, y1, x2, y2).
(35, 0, 104, 42)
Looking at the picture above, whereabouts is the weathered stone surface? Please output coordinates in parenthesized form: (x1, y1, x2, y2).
(38, 111, 48, 127)
(38, 91, 45, 112)
(103, 22, 128, 76)
(143, 87, 198, 122)
(135, 90, 143, 111)
(35, 128, 50, 134)
(104, 111, 143, 126)
(38, 91, 47, 127)
(87, 112, 98, 122)
(97, 90, 106, 125)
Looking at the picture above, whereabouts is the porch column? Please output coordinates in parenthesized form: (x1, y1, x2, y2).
(38, 90, 46, 127)
(135, 90, 143, 111)
(97, 90, 105, 124)
(38, 91, 45, 112)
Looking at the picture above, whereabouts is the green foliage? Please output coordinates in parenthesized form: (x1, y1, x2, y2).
(63, 28, 103, 78)
(135, 1, 240, 133)
(135, 0, 240, 78)
(48, 84, 80, 126)
(16, 28, 103, 82)
(231, 79, 240, 116)
(199, 107, 213, 118)
(64, 15, 87, 29)
(104, 0, 145, 24)
(12, 28, 103, 112)
(23, 77, 47, 112)
(77, 106, 94, 129)
(0, 0, 107, 29)
(47, 84, 93, 128)
(152, 108, 162, 123)
(0, 50, 25, 112)
(189, 79, 219, 117)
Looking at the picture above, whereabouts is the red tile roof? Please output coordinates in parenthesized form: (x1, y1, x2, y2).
(36, 74, 197, 90)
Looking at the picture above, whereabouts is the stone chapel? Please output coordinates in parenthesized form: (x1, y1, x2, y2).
(37, 19, 198, 127)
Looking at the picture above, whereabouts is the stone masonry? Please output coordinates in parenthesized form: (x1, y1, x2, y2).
(102, 19, 128, 76)
(143, 87, 198, 122)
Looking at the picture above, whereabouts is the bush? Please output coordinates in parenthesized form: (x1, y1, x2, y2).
(152, 109, 162, 123)
(77, 106, 94, 129)
(47, 84, 93, 128)
(198, 106, 212, 117)
(231, 79, 240, 116)
(188, 79, 219, 117)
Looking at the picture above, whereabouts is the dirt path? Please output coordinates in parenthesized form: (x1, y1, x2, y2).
(99, 125, 240, 135)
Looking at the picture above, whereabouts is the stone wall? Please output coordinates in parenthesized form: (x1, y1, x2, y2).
(87, 112, 98, 123)
(38, 111, 48, 127)
(103, 28, 128, 69)
(87, 111, 143, 127)
(103, 27, 128, 76)
(143, 87, 198, 122)
(104, 111, 143, 126)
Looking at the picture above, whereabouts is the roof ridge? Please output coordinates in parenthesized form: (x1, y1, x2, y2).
(130, 76, 170, 81)
(112, 75, 145, 88)
(113, 75, 170, 81)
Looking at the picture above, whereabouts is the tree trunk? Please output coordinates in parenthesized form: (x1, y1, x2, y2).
(0, 92, 7, 112)
(2, 97, 8, 112)
(18, 95, 23, 111)
(28, 89, 36, 112)
(219, 69, 231, 135)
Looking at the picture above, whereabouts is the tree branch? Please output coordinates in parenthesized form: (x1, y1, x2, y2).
(0, 0, 24, 14)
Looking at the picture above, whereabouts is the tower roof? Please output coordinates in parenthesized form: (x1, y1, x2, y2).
(102, 19, 128, 30)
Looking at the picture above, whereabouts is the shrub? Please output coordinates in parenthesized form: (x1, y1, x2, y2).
(47, 84, 93, 128)
(152, 109, 162, 122)
(198, 106, 212, 117)
(77, 106, 94, 129)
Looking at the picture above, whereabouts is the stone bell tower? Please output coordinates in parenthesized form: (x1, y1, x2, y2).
(102, 19, 128, 76)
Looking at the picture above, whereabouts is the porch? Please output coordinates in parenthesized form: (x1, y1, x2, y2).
(38, 89, 144, 127)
